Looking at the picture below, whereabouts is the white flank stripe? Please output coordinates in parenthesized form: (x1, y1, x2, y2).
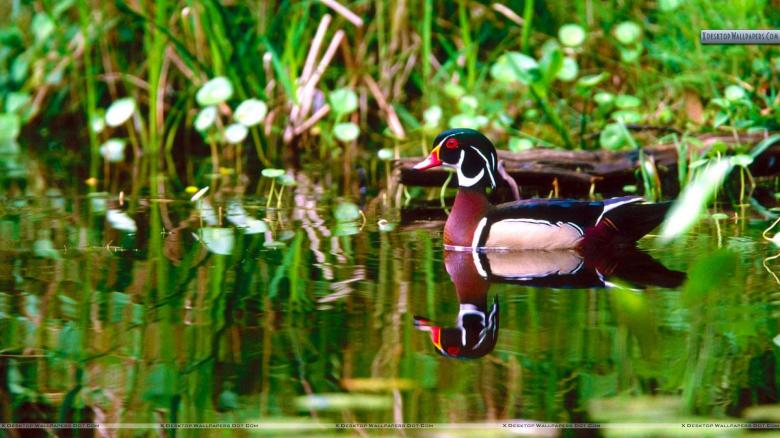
(595, 197, 643, 225)
(472, 217, 488, 249)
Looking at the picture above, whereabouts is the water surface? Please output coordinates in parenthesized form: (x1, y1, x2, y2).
(1, 187, 779, 434)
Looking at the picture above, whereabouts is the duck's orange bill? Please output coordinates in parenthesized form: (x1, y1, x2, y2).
(413, 145, 442, 170)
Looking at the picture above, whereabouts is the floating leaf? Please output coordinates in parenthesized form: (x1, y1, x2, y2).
(105, 98, 136, 127)
(556, 57, 578, 82)
(234, 98, 268, 126)
(0, 113, 21, 141)
(107, 209, 137, 232)
(261, 168, 285, 178)
(614, 21, 642, 45)
(33, 239, 60, 259)
(194, 106, 217, 132)
(377, 148, 394, 161)
(189, 186, 209, 202)
(558, 24, 586, 47)
(333, 122, 360, 142)
(328, 88, 358, 115)
(458, 95, 478, 114)
(619, 46, 643, 63)
(295, 394, 392, 412)
(725, 85, 746, 102)
(197, 227, 234, 255)
(227, 201, 268, 234)
(423, 105, 443, 127)
(90, 114, 106, 134)
(377, 219, 396, 232)
(490, 52, 538, 84)
(218, 389, 240, 411)
(334, 201, 361, 222)
(594, 92, 614, 106)
(576, 72, 607, 88)
(196, 77, 233, 106)
(731, 154, 753, 167)
(599, 123, 629, 150)
(224, 123, 248, 144)
(611, 110, 642, 124)
(448, 114, 487, 130)
(279, 174, 296, 186)
(32, 13, 55, 42)
(508, 137, 534, 152)
(5, 92, 30, 114)
(615, 95, 641, 109)
(658, 0, 681, 11)
(443, 83, 465, 98)
(711, 213, 729, 220)
(99, 138, 126, 163)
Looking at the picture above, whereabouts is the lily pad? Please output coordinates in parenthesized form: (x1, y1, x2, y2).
(594, 92, 614, 106)
(614, 21, 642, 45)
(556, 57, 578, 82)
(196, 77, 233, 106)
(328, 88, 358, 115)
(90, 114, 106, 134)
(261, 168, 285, 178)
(234, 98, 267, 127)
(99, 138, 126, 163)
(558, 24, 586, 47)
(194, 106, 218, 132)
(576, 72, 607, 88)
(658, 0, 681, 11)
(615, 95, 641, 109)
(198, 227, 234, 255)
(725, 85, 746, 102)
(599, 123, 628, 150)
(224, 123, 248, 143)
(611, 110, 642, 124)
(32, 12, 55, 42)
(189, 186, 209, 202)
(490, 52, 538, 84)
(5, 92, 30, 114)
(443, 83, 465, 99)
(333, 122, 360, 142)
(0, 113, 21, 141)
(105, 98, 136, 127)
(448, 114, 487, 130)
(107, 209, 137, 232)
(458, 95, 478, 114)
(377, 148, 394, 161)
(334, 201, 361, 222)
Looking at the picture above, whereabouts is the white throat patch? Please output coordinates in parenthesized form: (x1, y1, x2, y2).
(455, 150, 485, 187)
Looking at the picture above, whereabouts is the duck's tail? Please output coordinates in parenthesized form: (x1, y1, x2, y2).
(581, 200, 672, 248)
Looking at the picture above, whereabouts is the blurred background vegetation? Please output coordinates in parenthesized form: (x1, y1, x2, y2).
(0, 0, 779, 197)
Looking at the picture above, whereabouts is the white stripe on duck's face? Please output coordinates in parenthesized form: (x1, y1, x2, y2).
(480, 219, 584, 250)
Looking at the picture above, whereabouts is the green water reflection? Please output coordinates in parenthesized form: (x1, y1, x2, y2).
(1, 190, 780, 434)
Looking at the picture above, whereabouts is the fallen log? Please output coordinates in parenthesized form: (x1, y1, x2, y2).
(396, 132, 780, 197)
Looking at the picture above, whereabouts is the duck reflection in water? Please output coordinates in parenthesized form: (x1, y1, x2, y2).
(414, 247, 685, 359)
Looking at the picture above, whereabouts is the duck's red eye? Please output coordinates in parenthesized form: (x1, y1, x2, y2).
(445, 138, 458, 149)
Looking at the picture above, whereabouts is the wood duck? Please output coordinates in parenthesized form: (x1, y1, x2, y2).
(413, 128, 672, 251)
(414, 247, 684, 359)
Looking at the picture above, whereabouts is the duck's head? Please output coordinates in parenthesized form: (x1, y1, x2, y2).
(413, 297, 499, 359)
(413, 128, 498, 190)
